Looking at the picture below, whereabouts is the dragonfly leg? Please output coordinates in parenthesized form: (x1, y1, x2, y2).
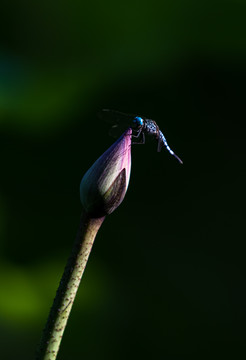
(132, 128, 143, 138)
(132, 132, 145, 145)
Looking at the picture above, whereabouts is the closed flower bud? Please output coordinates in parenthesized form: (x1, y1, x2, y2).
(80, 128, 132, 217)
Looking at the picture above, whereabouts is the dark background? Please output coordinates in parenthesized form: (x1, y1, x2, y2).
(1, 1, 246, 359)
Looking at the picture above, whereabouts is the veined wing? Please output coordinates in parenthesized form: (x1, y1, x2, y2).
(108, 124, 130, 138)
(98, 109, 137, 125)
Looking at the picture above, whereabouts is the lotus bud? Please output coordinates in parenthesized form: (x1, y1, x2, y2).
(80, 128, 132, 217)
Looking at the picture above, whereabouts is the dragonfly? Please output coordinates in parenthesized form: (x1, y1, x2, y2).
(99, 109, 183, 164)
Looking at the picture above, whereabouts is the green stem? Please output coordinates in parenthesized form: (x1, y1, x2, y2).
(36, 210, 105, 360)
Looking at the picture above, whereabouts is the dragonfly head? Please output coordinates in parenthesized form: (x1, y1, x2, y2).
(133, 116, 144, 128)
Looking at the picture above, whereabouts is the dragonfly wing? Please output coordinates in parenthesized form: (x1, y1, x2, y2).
(98, 109, 134, 125)
(108, 124, 129, 138)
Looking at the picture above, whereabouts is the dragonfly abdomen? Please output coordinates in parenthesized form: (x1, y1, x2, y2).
(159, 130, 183, 164)
(159, 131, 174, 154)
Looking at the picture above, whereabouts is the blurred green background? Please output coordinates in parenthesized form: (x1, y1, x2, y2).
(1, 0, 246, 359)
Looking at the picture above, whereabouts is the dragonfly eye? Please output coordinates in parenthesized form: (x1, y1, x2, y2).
(133, 116, 144, 127)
